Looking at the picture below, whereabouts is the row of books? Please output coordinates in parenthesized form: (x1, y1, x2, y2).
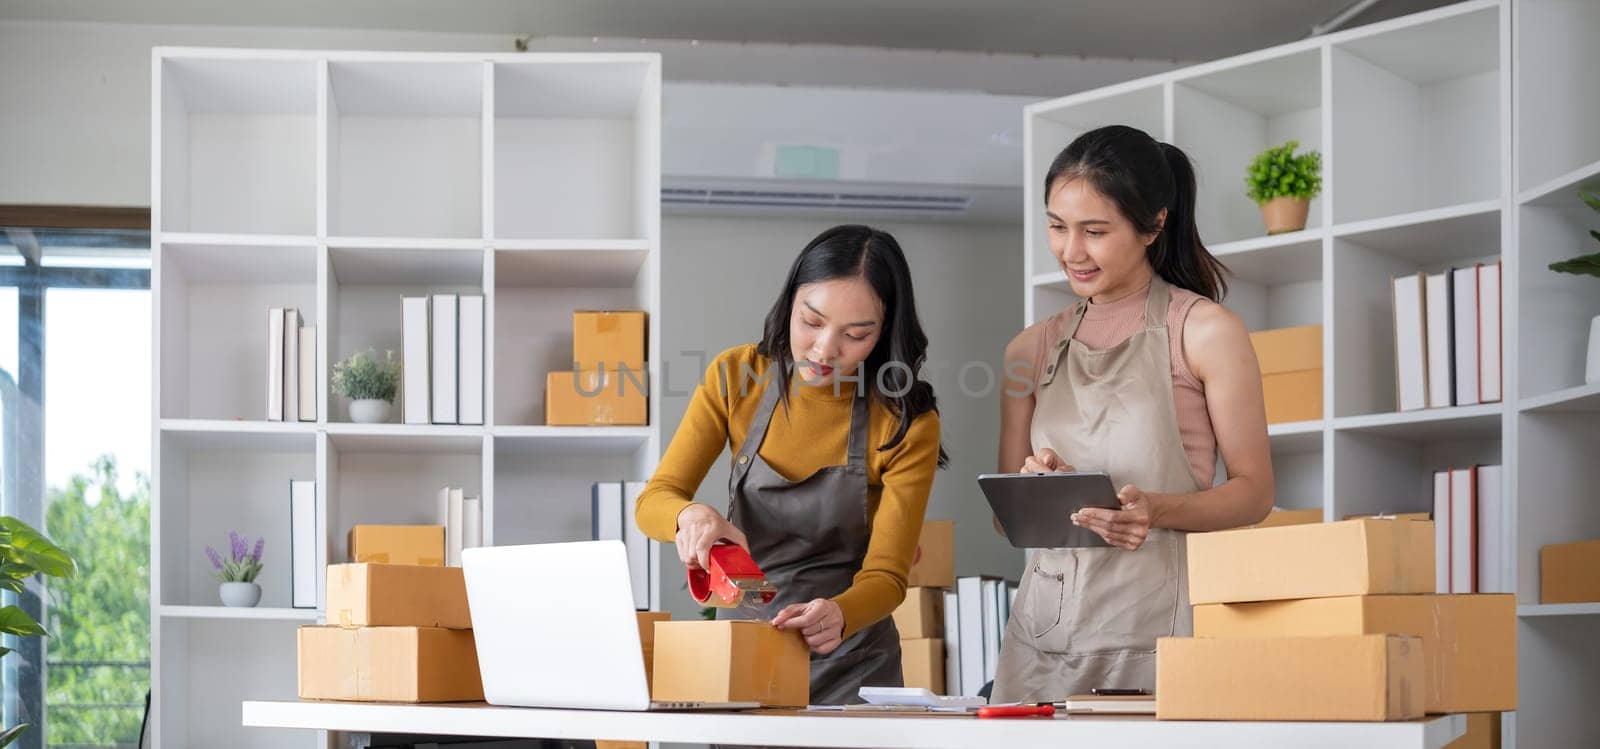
(267, 308, 316, 422)
(1432, 464, 1504, 594)
(437, 486, 484, 567)
(402, 295, 485, 425)
(943, 576, 1017, 697)
(591, 481, 652, 610)
(1392, 262, 1502, 412)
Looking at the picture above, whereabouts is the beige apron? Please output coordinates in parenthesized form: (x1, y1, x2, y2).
(991, 276, 1202, 703)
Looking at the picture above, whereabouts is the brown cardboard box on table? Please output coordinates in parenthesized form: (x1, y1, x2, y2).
(347, 524, 445, 566)
(651, 620, 809, 707)
(1156, 634, 1424, 721)
(1249, 324, 1322, 424)
(892, 587, 944, 640)
(573, 310, 646, 371)
(901, 638, 944, 694)
(325, 563, 470, 629)
(298, 625, 483, 702)
(1187, 518, 1435, 605)
(1248, 507, 1323, 529)
(1540, 538, 1600, 603)
(1193, 594, 1517, 713)
(546, 369, 648, 426)
(1445, 713, 1502, 749)
(636, 611, 671, 694)
(907, 520, 955, 589)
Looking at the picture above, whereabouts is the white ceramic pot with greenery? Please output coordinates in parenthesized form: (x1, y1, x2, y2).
(1246, 140, 1322, 235)
(1549, 188, 1600, 385)
(207, 531, 264, 607)
(332, 348, 400, 423)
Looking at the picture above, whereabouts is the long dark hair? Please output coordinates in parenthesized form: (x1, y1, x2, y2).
(1044, 125, 1228, 302)
(756, 225, 949, 468)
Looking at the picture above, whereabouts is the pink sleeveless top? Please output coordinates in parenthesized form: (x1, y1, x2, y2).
(1035, 282, 1217, 487)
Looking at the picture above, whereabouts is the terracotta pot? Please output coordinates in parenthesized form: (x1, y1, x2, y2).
(1260, 196, 1311, 235)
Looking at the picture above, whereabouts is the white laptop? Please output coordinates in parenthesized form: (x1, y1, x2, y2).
(462, 540, 760, 711)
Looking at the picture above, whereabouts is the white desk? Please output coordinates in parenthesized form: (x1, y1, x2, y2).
(243, 700, 1468, 748)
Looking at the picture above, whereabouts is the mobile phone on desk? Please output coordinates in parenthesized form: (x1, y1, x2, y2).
(1089, 688, 1148, 696)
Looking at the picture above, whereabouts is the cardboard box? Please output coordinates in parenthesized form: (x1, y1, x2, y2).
(546, 369, 648, 426)
(573, 310, 646, 371)
(1540, 539, 1600, 603)
(1445, 712, 1502, 749)
(637, 611, 671, 694)
(901, 638, 944, 694)
(297, 625, 483, 702)
(907, 520, 954, 589)
(1188, 518, 1435, 605)
(892, 587, 944, 640)
(325, 563, 470, 629)
(1248, 507, 1323, 529)
(347, 525, 445, 566)
(652, 620, 809, 707)
(1156, 635, 1424, 721)
(1193, 594, 1516, 713)
(1251, 324, 1323, 424)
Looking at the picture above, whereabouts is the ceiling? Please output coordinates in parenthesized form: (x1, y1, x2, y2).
(1, 0, 1462, 63)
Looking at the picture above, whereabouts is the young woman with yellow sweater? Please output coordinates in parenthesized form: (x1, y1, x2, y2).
(634, 224, 947, 705)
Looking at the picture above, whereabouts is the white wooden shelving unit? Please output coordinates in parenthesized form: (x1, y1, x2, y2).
(1023, 2, 1599, 747)
(151, 48, 661, 748)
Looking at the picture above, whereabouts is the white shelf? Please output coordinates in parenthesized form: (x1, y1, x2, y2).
(1516, 0, 1600, 196)
(1519, 603, 1600, 618)
(1268, 421, 1324, 453)
(324, 423, 485, 453)
(159, 232, 317, 248)
(1518, 158, 1600, 206)
(328, 244, 485, 286)
(159, 419, 317, 451)
(326, 236, 484, 251)
(160, 605, 319, 622)
(494, 244, 650, 288)
(1211, 228, 1324, 258)
(1519, 383, 1600, 414)
(1215, 233, 1322, 287)
(1332, 404, 1503, 440)
(493, 425, 652, 456)
(1331, 200, 1502, 266)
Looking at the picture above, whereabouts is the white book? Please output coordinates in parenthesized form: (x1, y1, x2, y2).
(623, 481, 651, 610)
(458, 295, 485, 426)
(1450, 467, 1476, 594)
(1425, 273, 1453, 408)
(462, 496, 482, 550)
(955, 577, 986, 697)
(431, 295, 459, 424)
(298, 326, 317, 421)
(447, 487, 465, 567)
(1476, 464, 1503, 593)
(436, 486, 451, 559)
(942, 590, 961, 697)
(980, 579, 999, 685)
(290, 479, 318, 609)
(402, 297, 431, 425)
(284, 308, 302, 423)
(1433, 471, 1450, 594)
(267, 307, 285, 421)
(590, 482, 624, 542)
(1478, 262, 1502, 403)
(1393, 274, 1428, 411)
(1452, 266, 1480, 407)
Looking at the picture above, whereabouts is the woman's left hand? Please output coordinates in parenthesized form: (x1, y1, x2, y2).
(1072, 484, 1157, 550)
(772, 598, 845, 655)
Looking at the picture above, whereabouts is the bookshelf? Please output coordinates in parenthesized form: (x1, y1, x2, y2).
(151, 48, 661, 748)
(1023, 2, 1599, 746)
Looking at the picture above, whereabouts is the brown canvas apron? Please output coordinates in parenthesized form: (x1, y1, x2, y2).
(991, 277, 1202, 703)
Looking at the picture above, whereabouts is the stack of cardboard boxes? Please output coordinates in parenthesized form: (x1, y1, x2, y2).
(547, 310, 648, 426)
(891, 519, 955, 693)
(1158, 517, 1516, 740)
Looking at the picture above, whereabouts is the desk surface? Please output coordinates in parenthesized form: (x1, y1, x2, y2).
(243, 700, 1467, 749)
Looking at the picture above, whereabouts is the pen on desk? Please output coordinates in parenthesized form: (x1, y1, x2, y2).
(976, 704, 1056, 719)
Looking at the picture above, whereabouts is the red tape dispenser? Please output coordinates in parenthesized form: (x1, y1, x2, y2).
(688, 543, 778, 609)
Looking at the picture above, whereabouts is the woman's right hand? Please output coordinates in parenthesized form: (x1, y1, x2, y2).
(1020, 447, 1075, 473)
(675, 503, 750, 570)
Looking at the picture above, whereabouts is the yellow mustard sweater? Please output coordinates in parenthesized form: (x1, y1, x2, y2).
(635, 344, 942, 639)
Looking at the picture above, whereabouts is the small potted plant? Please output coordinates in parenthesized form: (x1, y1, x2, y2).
(333, 348, 400, 423)
(1245, 140, 1322, 235)
(207, 531, 264, 607)
(1549, 188, 1600, 384)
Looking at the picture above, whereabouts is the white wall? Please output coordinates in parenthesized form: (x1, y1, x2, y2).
(655, 215, 1024, 621)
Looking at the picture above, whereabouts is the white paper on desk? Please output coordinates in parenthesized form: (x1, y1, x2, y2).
(859, 686, 986, 709)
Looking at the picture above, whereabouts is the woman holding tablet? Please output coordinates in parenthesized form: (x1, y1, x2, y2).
(992, 125, 1274, 702)
(635, 224, 947, 704)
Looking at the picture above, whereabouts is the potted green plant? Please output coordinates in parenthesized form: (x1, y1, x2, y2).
(206, 531, 264, 607)
(1549, 188, 1600, 385)
(332, 348, 401, 423)
(0, 517, 77, 747)
(1245, 140, 1323, 235)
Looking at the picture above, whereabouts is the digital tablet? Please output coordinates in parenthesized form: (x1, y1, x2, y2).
(977, 471, 1121, 549)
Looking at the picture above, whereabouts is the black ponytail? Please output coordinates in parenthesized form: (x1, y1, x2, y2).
(1044, 125, 1229, 302)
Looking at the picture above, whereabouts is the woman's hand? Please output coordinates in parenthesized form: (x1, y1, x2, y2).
(1072, 484, 1157, 551)
(1020, 447, 1075, 473)
(675, 503, 749, 570)
(772, 598, 845, 655)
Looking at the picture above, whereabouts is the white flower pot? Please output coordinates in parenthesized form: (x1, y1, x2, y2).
(349, 398, 390, 424)
(219, 581, 261, 608)
(1586, 315, 1600, 386)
